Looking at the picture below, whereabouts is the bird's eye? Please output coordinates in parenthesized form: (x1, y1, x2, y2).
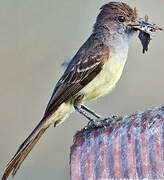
(117, 16, 126, 23)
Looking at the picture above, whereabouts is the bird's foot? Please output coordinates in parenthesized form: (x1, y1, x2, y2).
(110, 115, 122, 121)
(86, 117, 110, 129)
(85, 115, 122, 129)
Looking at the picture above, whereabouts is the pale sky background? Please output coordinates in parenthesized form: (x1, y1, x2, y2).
(0, 0, 163, 179)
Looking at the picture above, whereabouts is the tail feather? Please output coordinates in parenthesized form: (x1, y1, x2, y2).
(2, 118, 49, 180)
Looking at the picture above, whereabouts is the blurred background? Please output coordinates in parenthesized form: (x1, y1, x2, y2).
(0, 0, 163, 179)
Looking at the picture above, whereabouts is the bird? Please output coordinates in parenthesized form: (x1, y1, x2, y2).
(2, 2, 155, 180)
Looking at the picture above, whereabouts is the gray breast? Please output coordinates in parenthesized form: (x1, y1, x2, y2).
(104, 31, 129, 61)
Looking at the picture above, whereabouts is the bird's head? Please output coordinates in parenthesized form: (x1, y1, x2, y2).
(93, 2, 159, 39)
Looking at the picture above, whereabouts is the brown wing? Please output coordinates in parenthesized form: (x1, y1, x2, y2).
(44, 34, 109, 118)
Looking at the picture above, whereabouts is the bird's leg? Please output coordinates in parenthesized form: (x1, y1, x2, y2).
(73, 95, 105, 126)
(74, 104, 96, 122)
(81, 105, 101, 119)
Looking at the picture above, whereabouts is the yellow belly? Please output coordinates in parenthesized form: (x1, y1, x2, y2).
(79, 53, 127, 101)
